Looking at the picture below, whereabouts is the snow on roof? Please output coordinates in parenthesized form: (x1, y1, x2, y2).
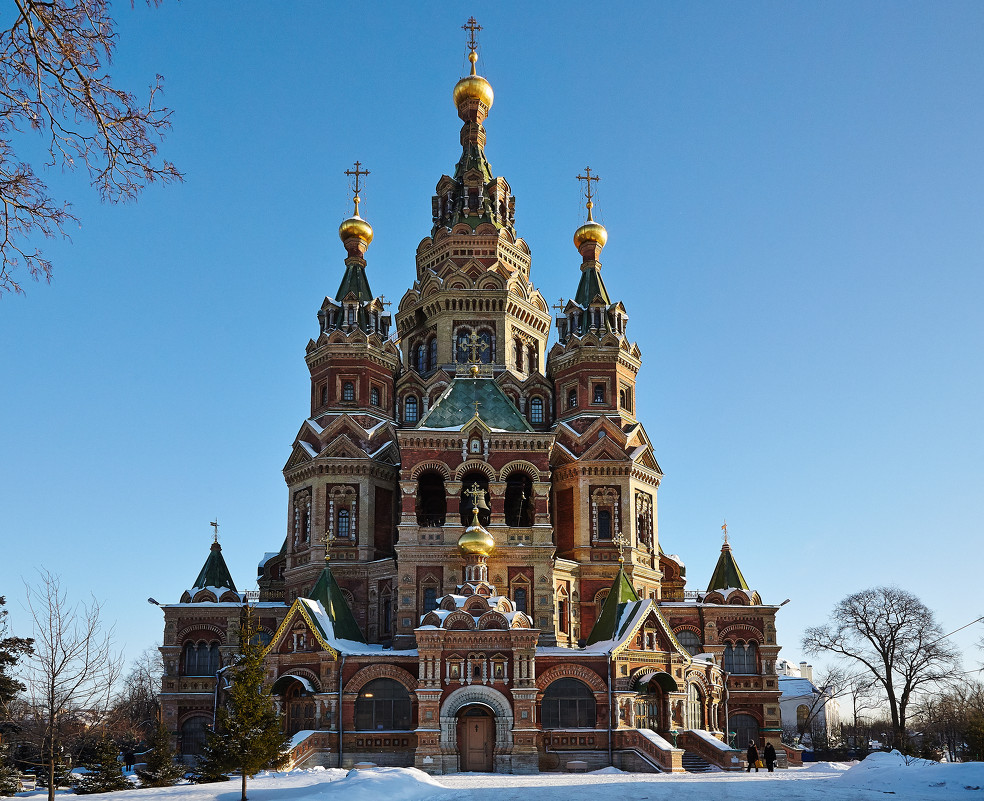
(779, 676, 819, 697)
(298, 598, 417, 657)
(258, 552, 280, 570)
(305, 418, 324, 434)
(299, 441, 318, 457)
(685, 728, 740, 754)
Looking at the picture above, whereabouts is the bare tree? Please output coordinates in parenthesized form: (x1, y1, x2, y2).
(21, 571, 122, 801)
(111, 646, 163, 741)
(0, 0, 180, 295)
(803, 586, 960, 750)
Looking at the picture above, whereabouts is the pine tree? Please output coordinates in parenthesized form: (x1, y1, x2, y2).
(135, 722, 184, 788)
(0, 740, 21, 797)
(190, 736, 229, 784)
(75, 738, 130, 795)
(210, 607, 290, 800)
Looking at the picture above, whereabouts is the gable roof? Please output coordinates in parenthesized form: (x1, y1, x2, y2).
(191, 542, 238, 594)
(417, 376, 532, 432)
(707, 542, 750, 592)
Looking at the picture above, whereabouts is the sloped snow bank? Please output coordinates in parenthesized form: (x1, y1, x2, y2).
(840, 750, 984, 795)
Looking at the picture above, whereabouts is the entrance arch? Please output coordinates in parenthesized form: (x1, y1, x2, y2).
(457, 705, 494, 772)
(440, 684, 514, 773)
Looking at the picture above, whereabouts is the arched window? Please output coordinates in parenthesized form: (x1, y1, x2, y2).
(370, 387, 380, 406)
(184, 641, 219, 676)
(337, 508, 350, 539)
(380, 589, 392, 636)
(422, 586, 439, 614)
(527, 344, 538, 372)
(354, 678, 412, 731)
(455, 328, 472, 364)
(567, 389, 577, 409)
(724, 641, 758, 674)
(180, 716, 210, 759)
(688, 683, 705, 729)
(415, 471, 446, 527)
(796, 704, 810, 732)
(504, 472, 534, 527)
(597, 509, 612, 540)
(320, 385, 328, 406)
(593, 384, 605, 404)
(342, 382, 355, 401)
(404, 396, 418, 423)
(415, 344, 426, 373)
(477, 328, 494, 363)
(541, 678, 596, 729)
(428, 337, 437, 371)
(619, 389, 626, 408)
(530, 397, 544, 424)
(675, 630, 702, 656)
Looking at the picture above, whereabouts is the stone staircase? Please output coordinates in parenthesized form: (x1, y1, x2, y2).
(681, 750, 713, 773)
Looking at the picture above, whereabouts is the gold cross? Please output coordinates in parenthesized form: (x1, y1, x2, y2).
(344, 161, 370, 215)
(459, 330, 488, 363)
(473, 400, 482, 415)
(551, 297, 566, 313)
(322, 529, 336, 563)
(209, 519, 219, 544)
(613, 531, 628, 564)
(463, 17, 482, 53)
(465, 483, 485, 508)
(576, 166, 601, 221)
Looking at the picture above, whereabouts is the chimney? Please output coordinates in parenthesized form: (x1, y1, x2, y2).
(799, 661, 813, 681)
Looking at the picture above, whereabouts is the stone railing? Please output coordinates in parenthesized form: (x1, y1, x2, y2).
(614, 729, 683, 773)
(676, 729, 742, 771)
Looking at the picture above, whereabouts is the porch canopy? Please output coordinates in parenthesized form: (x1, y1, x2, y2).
(271, 673, 315, 695)
(632, 670, 678, 692)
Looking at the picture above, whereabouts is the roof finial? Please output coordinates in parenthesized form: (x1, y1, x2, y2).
(465, 483, 485, 509)
(322, 529, 336, 564)
(463, 16, 482, 74)
(344, 160, 370, 218)
(209, 518, 220, 545)
(576, 166, 601, 222)
(613, 530, 628, 564)
(721, 519, 729, 547)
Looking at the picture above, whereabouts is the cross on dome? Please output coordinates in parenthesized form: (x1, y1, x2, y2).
(576, 166, 601, 222)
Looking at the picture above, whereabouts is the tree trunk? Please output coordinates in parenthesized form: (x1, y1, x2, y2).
(241, 768, 247, 801)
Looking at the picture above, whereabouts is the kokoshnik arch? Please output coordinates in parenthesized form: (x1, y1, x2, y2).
(156, 19, 788, 775)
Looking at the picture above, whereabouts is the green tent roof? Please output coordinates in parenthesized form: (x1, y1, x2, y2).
(706, 543, 750, 592)
(335, 262, 374, 303)
(585, 565, 641, 645)
(308, 563, 366, 643)
(417, 376, 532, 432)
(191, 542, 238, 593)
(573, 263, 611, 308)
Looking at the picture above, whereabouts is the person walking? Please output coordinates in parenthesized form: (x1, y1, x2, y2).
(746, 742, 760, 772)
(764, 741, 777, 773)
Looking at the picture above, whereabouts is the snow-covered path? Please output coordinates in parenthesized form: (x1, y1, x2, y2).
(15, 753, 984, 801)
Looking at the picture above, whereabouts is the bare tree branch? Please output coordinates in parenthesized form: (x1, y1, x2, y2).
(0, 0, 180, 295)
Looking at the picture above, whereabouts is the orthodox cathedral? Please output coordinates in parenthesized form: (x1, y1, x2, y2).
(157, 21, 787, 775)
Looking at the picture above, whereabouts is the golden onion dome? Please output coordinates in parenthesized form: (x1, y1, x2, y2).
(574, 219, 608, 250)
(458, 508, 495, 556)
(338, 207, 373, 246)
(453, 51, 494, 110)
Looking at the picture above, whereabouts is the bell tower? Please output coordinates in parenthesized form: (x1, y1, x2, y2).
(394, 21, 552, 429)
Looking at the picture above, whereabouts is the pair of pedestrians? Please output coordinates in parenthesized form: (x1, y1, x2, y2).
(745, 742, 776, 772)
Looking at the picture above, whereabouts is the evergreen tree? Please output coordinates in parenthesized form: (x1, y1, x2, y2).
(135, 722, 184, 788)
(0, 740, 21, 797)
(209, 607, 290, 800)
(189, 735, 229, 785)
(0, 595, 34, 717)
(75, 738, 130, 795)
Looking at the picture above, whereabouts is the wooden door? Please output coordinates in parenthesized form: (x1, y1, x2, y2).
(459, 713, 493, 772)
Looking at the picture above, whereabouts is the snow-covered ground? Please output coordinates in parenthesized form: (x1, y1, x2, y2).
(12, 752, 984, 801)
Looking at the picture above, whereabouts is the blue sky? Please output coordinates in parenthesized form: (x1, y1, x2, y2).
(1, 2, 982, 671)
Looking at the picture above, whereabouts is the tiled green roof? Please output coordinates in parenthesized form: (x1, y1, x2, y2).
(585, 565, 640, 645)
(417, 376, 532, 432)
(706, 543, 749, 592)
(308, 563, 366, 643)
(192, 543, 238, 593)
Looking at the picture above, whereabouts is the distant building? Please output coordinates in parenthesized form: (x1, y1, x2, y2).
(156, 21, 788, 775)
(777, 660, 841, 742)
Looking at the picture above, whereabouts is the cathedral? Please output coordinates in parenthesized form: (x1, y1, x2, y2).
(157, 21, 787, 775)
